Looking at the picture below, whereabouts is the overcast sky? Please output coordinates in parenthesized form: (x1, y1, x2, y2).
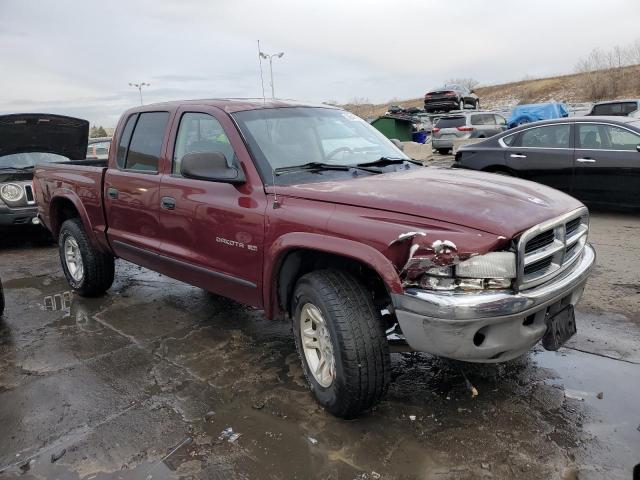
(1, 0, 639, 126)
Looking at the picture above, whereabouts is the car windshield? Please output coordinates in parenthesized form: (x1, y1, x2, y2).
(436, 116, 466, 128)
(0, 152, 70, 169)
(233, 107, 409, 179)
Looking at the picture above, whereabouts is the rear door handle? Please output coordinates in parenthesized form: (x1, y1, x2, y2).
(510, 153, 527, 159)
(107, 187, 118, 199)
(576, 158, 596, 163)
(161, 196, 176, 210)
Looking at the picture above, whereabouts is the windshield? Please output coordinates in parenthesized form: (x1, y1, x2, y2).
(233, 107, 409, 182)
(0, 152, 69, 168)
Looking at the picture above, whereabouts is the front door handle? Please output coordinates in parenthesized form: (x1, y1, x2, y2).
(576, 158, 596, 163)
(107, 187, 118, 199)
(161, 196, 176, 210)
(510, 153, 527, 159)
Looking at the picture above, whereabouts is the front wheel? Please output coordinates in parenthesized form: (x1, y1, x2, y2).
(292, 269, 391, 418)
(59, 218, 115, 296)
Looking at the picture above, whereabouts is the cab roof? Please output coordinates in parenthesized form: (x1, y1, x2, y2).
(127, 98, 339, 114)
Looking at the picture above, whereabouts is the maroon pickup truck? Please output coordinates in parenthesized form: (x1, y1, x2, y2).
(34, 99, 595, 417)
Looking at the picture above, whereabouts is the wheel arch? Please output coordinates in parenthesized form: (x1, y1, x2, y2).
(49, 191, 97, 245)
(264, 233, 402, 319)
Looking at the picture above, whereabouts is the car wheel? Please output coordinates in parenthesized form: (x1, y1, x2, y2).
(292, 269, 391, 418)
(59, 218, 115, 296)
(437, 148, 450, 155)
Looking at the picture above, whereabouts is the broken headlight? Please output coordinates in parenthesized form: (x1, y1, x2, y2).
(419, 252, 516, 292)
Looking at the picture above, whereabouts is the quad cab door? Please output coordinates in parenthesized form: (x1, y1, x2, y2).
(104, 111, 172, 262)
(156, 107, 267, 307)
(504, 122, 574, 192)
(572, 122, 640, 208)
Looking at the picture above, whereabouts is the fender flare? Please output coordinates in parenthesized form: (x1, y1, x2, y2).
(49, 189, 99, 247)
(263, 231, 403, 318)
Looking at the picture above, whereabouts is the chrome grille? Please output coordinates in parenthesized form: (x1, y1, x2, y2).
(517, 208, 589, 290)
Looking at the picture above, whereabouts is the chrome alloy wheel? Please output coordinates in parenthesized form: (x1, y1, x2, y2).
(64, 237, 84, 282)
(299, 303, 336, 388)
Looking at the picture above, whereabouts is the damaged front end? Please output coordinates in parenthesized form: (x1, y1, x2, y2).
(389, 231, 516, 293)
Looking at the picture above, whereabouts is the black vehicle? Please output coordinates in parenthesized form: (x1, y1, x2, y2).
(0, 114, 88, 227)
(454, 116, 640, 209)
(424, 84, 479, 113)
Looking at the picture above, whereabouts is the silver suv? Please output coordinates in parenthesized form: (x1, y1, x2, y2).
(432, 112, 507, 154)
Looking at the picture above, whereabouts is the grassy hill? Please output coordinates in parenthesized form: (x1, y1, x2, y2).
(344, 64, 640, 118)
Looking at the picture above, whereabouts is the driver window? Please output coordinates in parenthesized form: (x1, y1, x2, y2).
(173, 113, 236, 174)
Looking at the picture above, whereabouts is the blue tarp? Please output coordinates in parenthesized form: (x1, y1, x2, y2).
(507, 102, 568, 128)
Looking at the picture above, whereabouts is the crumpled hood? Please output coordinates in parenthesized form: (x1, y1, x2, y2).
(276, 167, 584, 238)
(0, 114, 89, 160)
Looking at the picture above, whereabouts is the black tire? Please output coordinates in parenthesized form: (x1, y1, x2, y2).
(489, 168, 515, 177)
(58, 218, 115, 296)
(292, 269, 391, 418)
(437, 148, 450, 155)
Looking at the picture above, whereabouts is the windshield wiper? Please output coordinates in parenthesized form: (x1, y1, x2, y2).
(356, 157, 422, 168)
(274, 162, 353, 176)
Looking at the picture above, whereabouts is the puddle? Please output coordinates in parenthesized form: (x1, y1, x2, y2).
(534, 348, 640, 473)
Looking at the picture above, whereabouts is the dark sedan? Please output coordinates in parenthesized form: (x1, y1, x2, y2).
(454, 116, 640, 209)
(424, 84, 479, 113)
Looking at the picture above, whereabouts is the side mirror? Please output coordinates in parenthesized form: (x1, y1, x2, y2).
(180, 152, 245, 184)
(390, 138, 405, 151)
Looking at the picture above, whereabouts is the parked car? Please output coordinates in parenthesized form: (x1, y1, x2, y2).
(0, 114, 89, 228)
(587, 99, 640, 117)
(34, 99, 594, 417)
(432, 112, 507, 154)
(86, 137, 112, 160)
(455, 116, 640, 209)
(424, 84, 479, 112)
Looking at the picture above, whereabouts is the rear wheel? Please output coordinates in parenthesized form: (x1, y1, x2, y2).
(292, 269, 391, 418)
(59, 219, 115, 296)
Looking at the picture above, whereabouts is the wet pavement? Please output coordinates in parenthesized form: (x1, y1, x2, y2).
(0, 213, 639, 480)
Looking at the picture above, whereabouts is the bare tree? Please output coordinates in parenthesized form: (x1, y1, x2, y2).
(446, 78, 480, 91)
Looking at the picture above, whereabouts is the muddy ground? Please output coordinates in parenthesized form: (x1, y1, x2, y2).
(0, 209, 639, 480)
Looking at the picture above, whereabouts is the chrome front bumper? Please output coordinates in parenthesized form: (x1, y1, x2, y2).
(391, 244, 595, 362)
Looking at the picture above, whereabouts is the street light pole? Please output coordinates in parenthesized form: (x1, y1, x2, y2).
(258, 51, 284, 99)
(129, 82, 150, 106)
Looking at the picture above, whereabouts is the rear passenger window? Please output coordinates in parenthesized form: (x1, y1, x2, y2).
(173, 113, 235, 174)
(116, 114, 137, 168)
(521, 124, 570, 148)
(124, 112, 170, 172)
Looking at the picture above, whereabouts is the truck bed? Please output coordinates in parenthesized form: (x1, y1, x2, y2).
(33, 160, 109, 247)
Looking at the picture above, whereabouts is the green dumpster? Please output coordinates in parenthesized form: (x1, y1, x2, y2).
(371, 115, 414, 141)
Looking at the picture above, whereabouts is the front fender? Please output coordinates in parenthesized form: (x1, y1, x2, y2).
(263, 231, 403, 318)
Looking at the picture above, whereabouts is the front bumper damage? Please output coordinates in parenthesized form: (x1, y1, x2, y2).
(391, 244, 595, 363)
